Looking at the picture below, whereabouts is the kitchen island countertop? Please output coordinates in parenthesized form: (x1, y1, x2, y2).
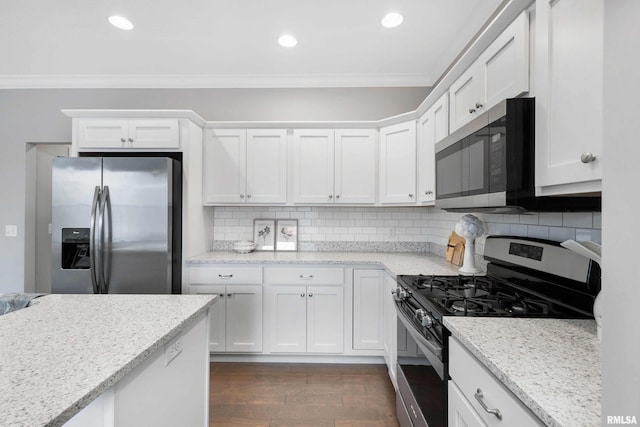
(444, 317, 600, 427)
(0, 293, 216, 427)
(187, 250, 461, 276)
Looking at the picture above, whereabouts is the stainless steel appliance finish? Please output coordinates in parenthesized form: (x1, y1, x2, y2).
(52, 157, 180, 294)
(393, 236, 601, 427)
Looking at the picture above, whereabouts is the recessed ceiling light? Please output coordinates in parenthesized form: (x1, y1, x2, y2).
(381, 12, 403, 29)
(278, 34, 297, 48)
(108, 15, 134, 31)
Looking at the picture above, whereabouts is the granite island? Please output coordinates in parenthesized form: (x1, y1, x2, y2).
(0, 293, 216, 427)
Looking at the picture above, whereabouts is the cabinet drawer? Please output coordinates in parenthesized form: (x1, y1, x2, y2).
(189, 266, 262, 284)
(263, 267, 344, 285)
(449, 338, 544, 427)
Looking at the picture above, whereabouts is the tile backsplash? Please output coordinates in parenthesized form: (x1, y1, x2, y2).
(208, 206, 601, 256)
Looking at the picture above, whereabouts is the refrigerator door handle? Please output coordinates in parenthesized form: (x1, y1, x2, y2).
(89, 186, 101, 294)
(99, 186, 112, 294)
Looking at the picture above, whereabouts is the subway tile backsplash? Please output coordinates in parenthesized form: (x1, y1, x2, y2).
(208, 206, 601, 255)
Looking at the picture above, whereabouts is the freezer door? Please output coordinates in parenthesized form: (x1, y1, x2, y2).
(102, 157, 173, 294)
(51, 157, 102, 293)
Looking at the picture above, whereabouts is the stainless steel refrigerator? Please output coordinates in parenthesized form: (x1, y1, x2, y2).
(51, 156, 181, 294)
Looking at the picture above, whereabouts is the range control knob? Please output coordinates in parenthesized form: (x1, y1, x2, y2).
(392, 288, 409, 301)
(415, 309, 434, 328)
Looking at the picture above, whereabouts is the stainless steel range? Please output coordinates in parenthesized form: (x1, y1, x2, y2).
(393, 235, 601, 427)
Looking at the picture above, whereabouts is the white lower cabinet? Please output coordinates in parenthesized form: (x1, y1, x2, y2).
(268, 284, 344, 354)
(448, 337, 543, 427)
(189, 284, 263, 353)
(353, 269, 385, 351)
(383, 273, 398, 387)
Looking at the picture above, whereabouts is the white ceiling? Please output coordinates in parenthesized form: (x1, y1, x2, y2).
(0, 0, 504, 88)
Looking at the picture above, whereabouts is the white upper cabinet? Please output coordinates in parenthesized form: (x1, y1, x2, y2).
(203, 128, 287, 204)
(78, 118, 180, 150)
(291, 129, 335, 204)
(418, 92, 448, 205)
(291, 129, 377, 204)
(535, 0, 603, 195)
(449, 11, 530, 133)
(334, 129, 377, 204)
(379, 121, 417, 204)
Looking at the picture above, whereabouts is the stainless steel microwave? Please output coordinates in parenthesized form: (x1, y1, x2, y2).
(434, 97, 600, 213)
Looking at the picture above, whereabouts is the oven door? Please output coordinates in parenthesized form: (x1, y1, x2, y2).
(395, 302, 447, 427)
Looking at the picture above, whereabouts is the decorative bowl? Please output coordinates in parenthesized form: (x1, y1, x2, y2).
(233, 240, 256, 254)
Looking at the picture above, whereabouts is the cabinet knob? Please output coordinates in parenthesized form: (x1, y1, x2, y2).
(300, 293, 306, 298)
(219, 293, 225, 297)
(127, 137, 133, 143)
(581, 152, 596, 163)
(308, 293, 314, 297)
(409, 193, 414, 198)
(240, 194, 245, 199)
(336, 194, 340, 199)
(227, 292, 232, 297)
(469, 108, 476, 114)
(246, 194, 252, 198)
(120, 138, 126, 143)
(328, 195, 333, 199)
(475, 102, 484, 109)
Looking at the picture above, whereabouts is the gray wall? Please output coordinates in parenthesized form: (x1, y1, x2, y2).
(602, 0, 640, 422)
(0, 87, 430, 292)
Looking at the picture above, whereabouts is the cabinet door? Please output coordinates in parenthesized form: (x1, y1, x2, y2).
(226, 285, 263, 353)
(448, 381, 489, 427)
(203, 129, 247, 204)
(246, 129, 288, 203)
(379, 121, 417, 204)
(269, 285, 307, 353)
(335, 129, 377, 204)
(383, 274, 398, 386)
(535, 0, 603, 194)
(306, 286, 344, 353)
(188, 285, 226, 352)
(432, 92, 449, 144)
(417, 109, 436, 205)
(352, 270, 384, 351)
(77, 119, 128, 149)
(479, 12, 529, 111)
(291, 129, 335, 204)
(128, 119, 180, 149)
(449, 63, 484, 132)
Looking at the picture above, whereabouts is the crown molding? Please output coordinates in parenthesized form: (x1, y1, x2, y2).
(0, 73, 433, 89)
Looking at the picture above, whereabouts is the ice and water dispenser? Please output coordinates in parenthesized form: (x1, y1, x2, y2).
(61, 228, 90, 269)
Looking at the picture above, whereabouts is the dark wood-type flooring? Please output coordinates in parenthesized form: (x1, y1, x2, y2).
(210, 362, 399, 427)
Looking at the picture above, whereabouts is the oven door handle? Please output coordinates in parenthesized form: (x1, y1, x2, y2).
(395, 303, 443, 360)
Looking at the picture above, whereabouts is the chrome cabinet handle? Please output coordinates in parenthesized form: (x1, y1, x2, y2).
(425, 190, 433, 195)
(469, 108, 476, 114)
(474, 388, 502, 420)
(299, 274, 314, 279)
(218, 274, 233, 278)
(581, 152, 596, 163)
(475, 102, 483, 109)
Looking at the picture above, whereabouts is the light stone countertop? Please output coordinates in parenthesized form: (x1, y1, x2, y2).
(444, 317, 600, 427)
(187, 250, 462, 276)
(0, 293, 216, 427)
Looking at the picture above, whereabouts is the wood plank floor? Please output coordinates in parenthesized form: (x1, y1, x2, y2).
(209, 362, 399, 427)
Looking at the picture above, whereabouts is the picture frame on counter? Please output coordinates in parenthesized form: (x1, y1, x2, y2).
(276, 219, 298, 251)
(253, 219, 275, 251)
